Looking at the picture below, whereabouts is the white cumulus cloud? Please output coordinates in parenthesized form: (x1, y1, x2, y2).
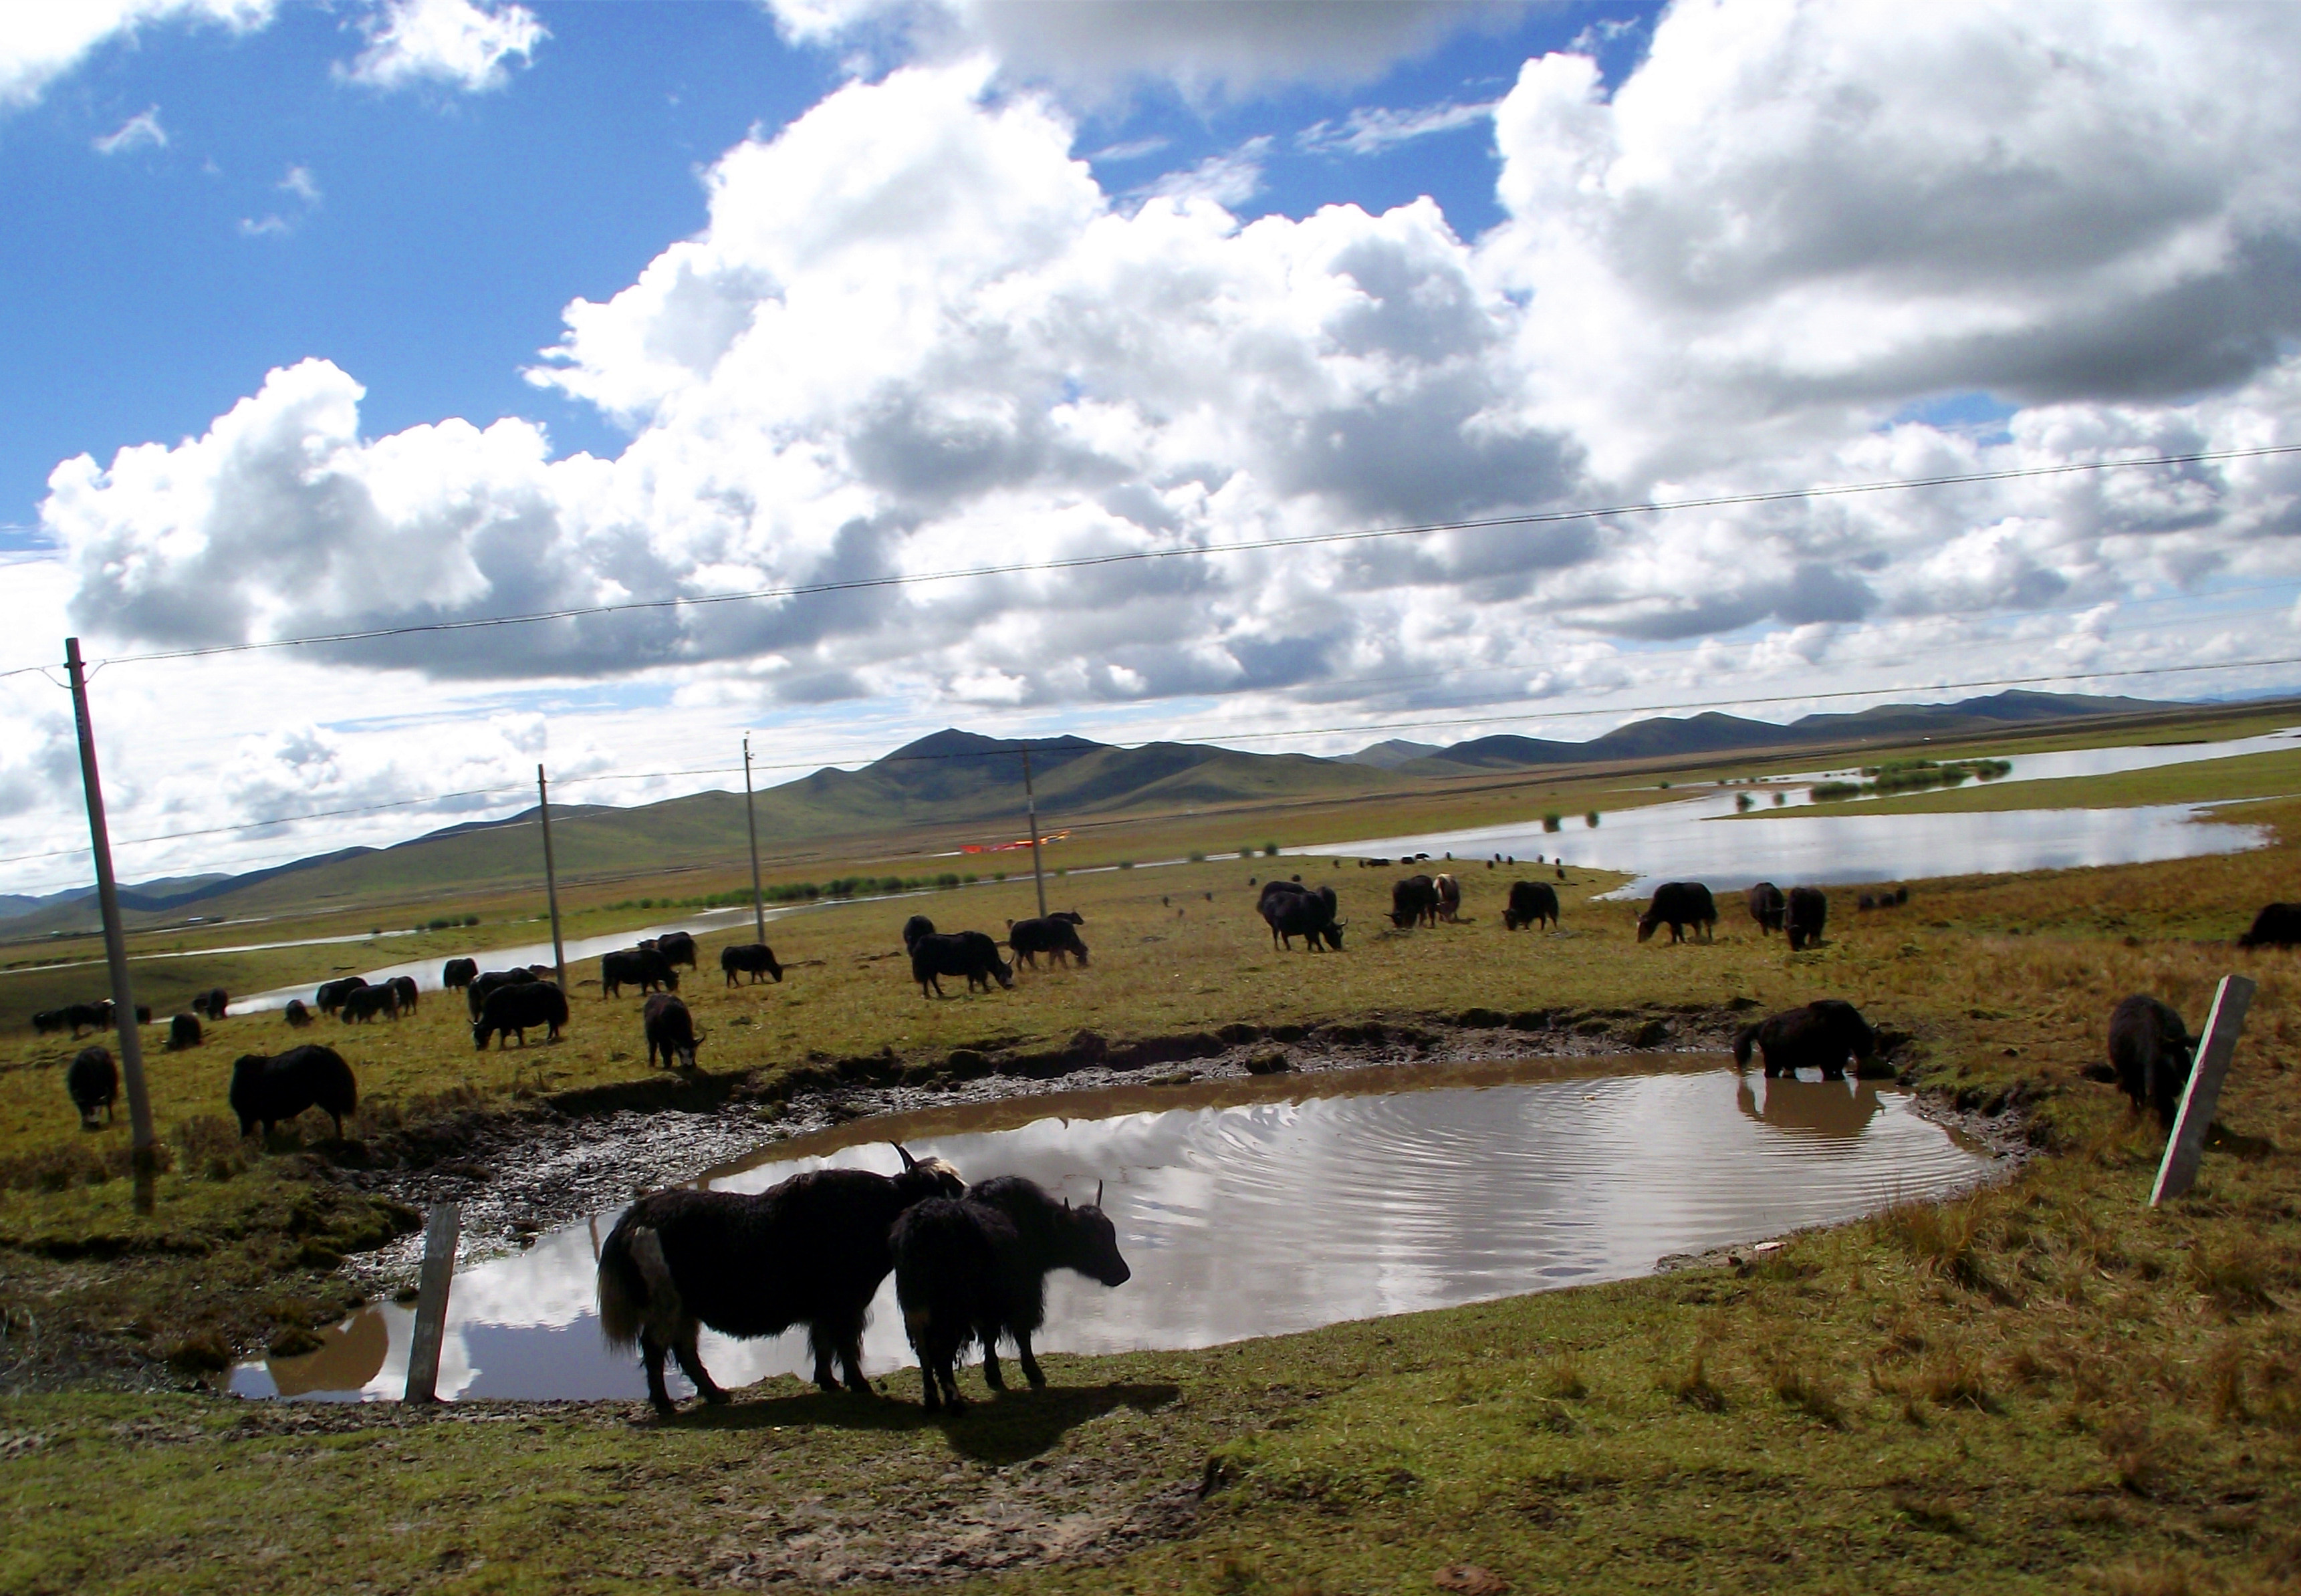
(0, 0, 271, 110)
(341, 0, 546, 94)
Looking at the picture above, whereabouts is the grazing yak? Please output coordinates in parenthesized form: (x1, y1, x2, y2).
(902, 914, 936, 952)
(473, 981, 569, 1049)
(1748, 882, 1786, 936)
(649, 931, 699, 970)
(441, 958, 478, 990)
(387, 975, 419, 1015)
(339, 986, 399, 1023)
(166, 1013, 202, 1051)
(1734, 1001, 1879, 1079)
(1389, 874, 1441, 929)
(600, 946, 679, 1000)
(1786, 886, 1828, 952)
(2108, 995, 2193, 1128)
(229, 1045, 358, 1140)
(282, 999, 312, 1028)
(598, 1145, 966, 1414)
(68, 1046, 117, 1127)
(642, 992, 703, 1071)
(721, 942, 785, 986)
(893, 1174, 1131, 1413)
(1258, 881, 1342, 951)
(189, 988, 229, 1021)
(1433, 873, 1463, 923)
(2238, 903, 2301, 948)
(1503, 880, 1559, 932)
(314, 976, 368, 1017)
(1638, 882, 1717, 944)
(40, 1002, 113, 1039)
(1006, 913, 1089, 969)
(911, 931, 1013, 998)
(464, 967, 539, 1020)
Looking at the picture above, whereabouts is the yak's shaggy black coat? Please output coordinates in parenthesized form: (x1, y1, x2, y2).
(1259, 881, 1342, 950)
(721, 942, 783, 985)
(1639, 882, 1717, 944)
(68, 1047, 116, 1127)
(1786, 886, 1828, 952)
(1747, 881, 1786, 935)
(229, 1045, 358, 1139)
(471, 981, 568, 1049)
(910, 930, 1013, 997)
(598, 1149, 965, 1414)
(2108, 994, 2193, 1128)
(892, 1175, 1130, 1413)
(1503, 880, 1559, 932)
(1733, 1000, 1878, 1079)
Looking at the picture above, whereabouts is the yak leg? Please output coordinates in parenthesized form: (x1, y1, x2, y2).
(671, 1325, 729, 1406)
(979, 1327, 1007, 1392)
(639, 1332, 679, 1415)
(1013, 1329, 1046, 1391)
(808, 1324, 845, 1395)
(831, 1313, 875, 1395)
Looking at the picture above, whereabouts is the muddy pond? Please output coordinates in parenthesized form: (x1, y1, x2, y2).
(234, 1056, 1995, 1404)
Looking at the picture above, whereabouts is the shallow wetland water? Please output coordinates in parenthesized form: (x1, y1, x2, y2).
(235, 1054, 1995, 1404)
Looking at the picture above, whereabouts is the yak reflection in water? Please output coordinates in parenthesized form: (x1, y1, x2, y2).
(265, 1309, 390, 1397)
(1735, 1075, 1886, 1142)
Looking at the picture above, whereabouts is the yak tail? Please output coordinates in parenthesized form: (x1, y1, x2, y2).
(597, 1224, 682, 1353)
(1731, 1025, 1759, 1068)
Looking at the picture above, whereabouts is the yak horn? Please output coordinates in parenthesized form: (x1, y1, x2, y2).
(893, 1142, 917, 1170)
(1095, 1179, 1104, 1207)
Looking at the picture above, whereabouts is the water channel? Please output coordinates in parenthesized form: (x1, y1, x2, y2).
(233, 1056, 1996, 1403)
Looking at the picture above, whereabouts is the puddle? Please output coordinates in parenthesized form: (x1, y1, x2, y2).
(234, 1056, 1995, 1402)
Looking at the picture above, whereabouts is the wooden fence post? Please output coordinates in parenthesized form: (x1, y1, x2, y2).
(403, 1204, 461, 1403)
(2150, 974, 2254, 1208)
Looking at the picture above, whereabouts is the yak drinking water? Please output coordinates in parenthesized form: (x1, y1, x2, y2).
(1733, 1001, 1878, 1079)
(597, 1145, 966, 1414)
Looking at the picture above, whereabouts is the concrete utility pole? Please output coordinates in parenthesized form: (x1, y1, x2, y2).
(1021, 747, 1048, 919)
(537, 764, 567, 990)
(64, 638, 156, 1173)
(743, 735, 767, 945)
(2151, 974, 2254, 1206)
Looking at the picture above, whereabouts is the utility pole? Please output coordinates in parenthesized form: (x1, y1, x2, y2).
(537, 764, 566, 990)
(64, 638, 156, 1172)
(1021, 747, 1048, 919)
(742, 735, 767, 945)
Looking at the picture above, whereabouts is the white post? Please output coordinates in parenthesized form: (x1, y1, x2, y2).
(2150, 974, 2254, 1207)
(743, 735, 767, 945)
(64, 639, 156, 1169)
(403, 1204, 461, 1403)
(537, 764, 567, 990)
(1021, 747, 1048, 919)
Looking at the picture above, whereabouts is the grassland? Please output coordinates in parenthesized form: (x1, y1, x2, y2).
(1, 741, 2298, 1592)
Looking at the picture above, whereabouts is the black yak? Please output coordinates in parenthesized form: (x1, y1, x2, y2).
(387, 975, 419, 1015)
(166, 1013, 202, 1051)
(1786, 886, 1828, 951)
(642, 992, 703, 1070)
(892, 1174, 1131, 1412)
(1733, 1001, 1878, 1079)
(473, 981, 568, 1049)
(189, 987, 229, 1020)
(653, 931, 699, 970)
(68, 1046, 116, 1127)
(1748, 882, 1786, 935)
(283, 999, 313, 1028)
(340, 986, 399, 1023)
(1638, 882, 1717, 944)
(2108, 994, 2193, 1128)
(1503, 880, 1558, 932)
(463, 967, 538, 1020)
(601, 946, 678, 1000)
(229, 1045, 358, 1139)
(2237, 903, 2301, 949)
(721, 942, 784, 986)
(1258, 880, 1342, 950)
(314, 976, 367, 1017)
(1389, 874, 1440, 929)
(442, 958, 478, 990)
(911, 931, 1013, 997)
(1006, 914, 1090, 969)
(901, 914, 936, 952)
(597, 1146, 966, 1414)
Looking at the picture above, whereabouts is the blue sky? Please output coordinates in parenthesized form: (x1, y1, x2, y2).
(0, 1, 1655, 539)
(2, 0, 2298, 892)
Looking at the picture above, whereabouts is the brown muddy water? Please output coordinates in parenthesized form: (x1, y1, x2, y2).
(233, 1055, 1996, 1403)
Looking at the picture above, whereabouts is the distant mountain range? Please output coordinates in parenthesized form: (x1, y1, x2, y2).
(0, 688, 2185, 932)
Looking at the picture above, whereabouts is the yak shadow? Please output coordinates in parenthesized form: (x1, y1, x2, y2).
(654, 1379, 1182, 1464)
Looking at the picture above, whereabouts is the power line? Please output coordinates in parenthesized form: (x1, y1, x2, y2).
(5, 441, 2291, 679)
